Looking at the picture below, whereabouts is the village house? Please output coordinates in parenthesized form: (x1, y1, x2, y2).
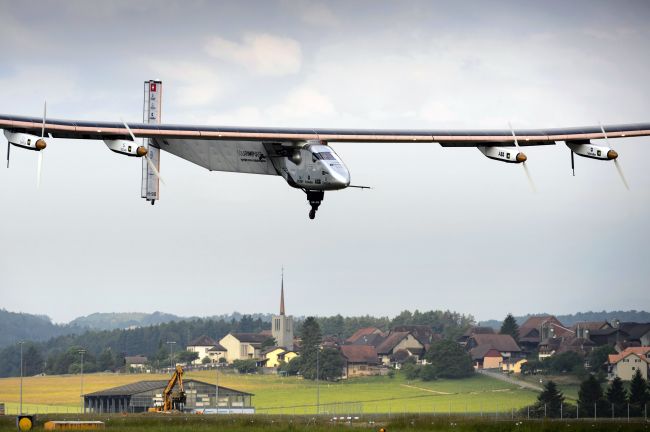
(187, 335, 224, 365)
(376, 331, 425, 366)
(124, 356, 148, 372)
(392, 325, 440, 347)
(571, 321, 611, 339)
(346, 327, 386, 346)
(219, 333, 268, 363)
(262, 347, 299, 368)
(466, 334, 522, 369)
(608, 347, 650, 380)
(340, 345, 381, 378)
(618, 322, 650, 346)
(457, 326, 495, 347)
(517, 316, 572, 352)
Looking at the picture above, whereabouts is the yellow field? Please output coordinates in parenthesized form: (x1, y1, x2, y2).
(0, 371, 538, 415)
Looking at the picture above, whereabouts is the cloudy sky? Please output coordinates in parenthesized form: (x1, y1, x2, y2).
(1, 1, 649, 323)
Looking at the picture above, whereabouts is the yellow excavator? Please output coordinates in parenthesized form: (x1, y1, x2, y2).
(148, 365, 186, 412)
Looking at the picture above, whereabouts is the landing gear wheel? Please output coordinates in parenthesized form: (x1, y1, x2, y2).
(305, 190, 324, 220)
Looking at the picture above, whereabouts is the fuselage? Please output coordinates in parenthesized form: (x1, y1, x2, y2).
(278, 143, 351, 191)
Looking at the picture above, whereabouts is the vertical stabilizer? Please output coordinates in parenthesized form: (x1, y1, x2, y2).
(141, 80, 162, 204)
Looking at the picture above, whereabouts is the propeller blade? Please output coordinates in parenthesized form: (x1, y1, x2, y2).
(599, 122, 610, 146)
(121, 119, 165, 185)
(146, 154, 165, 185)
(121, 118, 138, 142)
(508, 121, 520, 149)
(571, 150, 575, 176)
(522, 162, 537, 193)
(6, 142, 10, 169)
(614, 159, 630, 190)
(37, 151, 43, 188)
(601, 122, 629, 190)
(509, 122, 536, 192)
(41, 100, 47, 138)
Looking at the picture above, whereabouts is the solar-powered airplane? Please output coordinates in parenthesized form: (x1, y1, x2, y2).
(1, 80, 648, 219)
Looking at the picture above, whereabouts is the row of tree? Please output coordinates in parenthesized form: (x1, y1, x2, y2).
(530, 370, 650, 418)
(316, 310, 475, 340)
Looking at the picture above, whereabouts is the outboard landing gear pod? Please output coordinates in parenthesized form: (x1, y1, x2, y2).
(306, 190, 324, 219)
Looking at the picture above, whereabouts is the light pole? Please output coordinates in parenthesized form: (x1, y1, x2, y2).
(18, 341, 25, 415)
(215, 364, 219, 413)
(316, 347, 320, 415)
(166, 341, 176, 370)
(79, 349, 86, 414)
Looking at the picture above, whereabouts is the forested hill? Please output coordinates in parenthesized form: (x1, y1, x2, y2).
(480, 310, 650, 329)
(68, 312, 191, 330)
(0, 309, 85, 347)
(1, 310, 276, 347)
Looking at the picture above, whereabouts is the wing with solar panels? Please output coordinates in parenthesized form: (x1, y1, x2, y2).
(1, 80, 648, 219)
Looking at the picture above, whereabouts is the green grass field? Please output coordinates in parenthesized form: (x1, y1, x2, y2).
(0, 370, 539, 415)
(0, 414, 647, 432)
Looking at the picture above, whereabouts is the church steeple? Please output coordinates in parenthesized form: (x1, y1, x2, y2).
(272, 266, 293, 350)
(280, 267, 285, 315)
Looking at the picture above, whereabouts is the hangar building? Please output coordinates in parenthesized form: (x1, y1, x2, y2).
(83, 379, 254, 413)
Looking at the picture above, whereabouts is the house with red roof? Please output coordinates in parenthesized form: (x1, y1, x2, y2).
(608, 347, 650, 380)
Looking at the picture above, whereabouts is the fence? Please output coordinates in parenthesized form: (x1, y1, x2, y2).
(3, 399, 648, 422)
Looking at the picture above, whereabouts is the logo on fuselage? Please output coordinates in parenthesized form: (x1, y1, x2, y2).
(238, 150, 267, 163)
(238, 150, 266, 162)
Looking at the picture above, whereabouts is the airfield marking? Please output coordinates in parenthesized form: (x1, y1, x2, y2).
(400, 384, 453, 395)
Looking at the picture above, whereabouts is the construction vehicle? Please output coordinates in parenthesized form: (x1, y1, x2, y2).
(148, 365, 186, 412)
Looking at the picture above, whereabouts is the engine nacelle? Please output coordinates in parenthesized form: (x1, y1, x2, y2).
(4, 130, 46, 151)
(566, 141, 617, 160)
(104, 140, 148, 157)
(478, 146, 527, 163)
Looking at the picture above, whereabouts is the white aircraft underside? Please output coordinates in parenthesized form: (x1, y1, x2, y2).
(1, 92, 649, 219)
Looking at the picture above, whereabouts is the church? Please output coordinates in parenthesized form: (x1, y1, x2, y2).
(271, 270, 294, 350)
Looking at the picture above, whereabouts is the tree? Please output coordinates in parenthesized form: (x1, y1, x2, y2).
(23, 345, 44, 376)
(318, 348, 344, 381)
(424, 340, 474, 379)
(578, 374, 606, 417)
(299, 317, 322, 380)
(587, 345, 616, 373)
(545, 351, 585, 375)
(419, 364, 436, 381)
(606, 376, 627, 416)
(628, 369, 649, 415)
(261, 337, 277, 350)
(537, 381, 565, 417)
(500, 314, 520, 342)
(402, 362, 421, 380)
(201, 356, 211, 365)
(96, 348, 114, 372)
(278, 356, 302, 376)
(175, 350, 199, 364)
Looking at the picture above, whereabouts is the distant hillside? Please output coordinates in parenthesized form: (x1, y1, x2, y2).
(480, 310, 650, 329)
(0, 309, 84, 347)
(68, 311, 191, 330)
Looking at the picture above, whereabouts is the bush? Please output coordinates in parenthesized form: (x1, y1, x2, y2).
(402, 362, 421, 380)
(232, 359, 258, 374)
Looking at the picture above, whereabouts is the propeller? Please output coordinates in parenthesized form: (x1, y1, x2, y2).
(508, 122, 536, 193)
(600, 123, 629, 190)
(36, 101, 46, 188)
(570, 149, 575, 176)
(121, 119, 165, 185)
